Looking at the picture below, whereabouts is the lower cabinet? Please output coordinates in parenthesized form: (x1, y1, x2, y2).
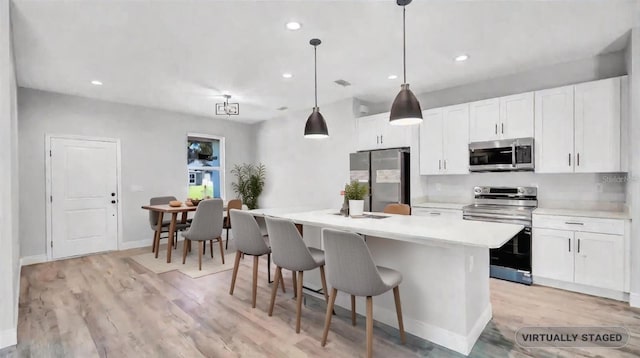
(412, 207, 462, 219)
(532, 215, 627, 294)
(532, 228, 574, 282)
(573, 232, 624, 291)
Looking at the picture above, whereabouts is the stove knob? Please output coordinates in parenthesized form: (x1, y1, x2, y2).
(518, 187, 525, 194)
(474, 187, 482, 194)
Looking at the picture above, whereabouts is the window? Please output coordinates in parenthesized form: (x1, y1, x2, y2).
(187, 134, 224, 199)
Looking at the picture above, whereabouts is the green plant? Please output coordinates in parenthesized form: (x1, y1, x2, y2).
(344, 180, 368, 201)
(231, 163, 266, 209)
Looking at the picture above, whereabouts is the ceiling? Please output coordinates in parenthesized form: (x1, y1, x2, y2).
(11, 0, 640, 123)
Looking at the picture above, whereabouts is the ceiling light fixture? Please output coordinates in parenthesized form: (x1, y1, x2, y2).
(304, 38, 329, 139)
(389, 0, 423, 126)
(91, 80, 103, 86)
(286, 21, 302, 31)
(455, 54, 469, 62)
(282, 73, 293, 79)
(388, 74, 398, 80)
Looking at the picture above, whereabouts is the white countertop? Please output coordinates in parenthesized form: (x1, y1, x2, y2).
(412, 202, 468, 210)
(249, 208, 523, 249)
(534, 207, 632, 220)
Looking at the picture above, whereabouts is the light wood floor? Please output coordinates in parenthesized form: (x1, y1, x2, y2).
(2, 246, 640, 358)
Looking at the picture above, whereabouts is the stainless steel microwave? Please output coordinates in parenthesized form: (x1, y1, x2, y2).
(469, 137, 534, 172)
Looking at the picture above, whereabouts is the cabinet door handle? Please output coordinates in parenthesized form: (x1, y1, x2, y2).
(381, 135, 383, 143)
(565, 221, 584, 225)
(568, 238, 571, 252)
(501, 123, 504, 134)
(376, 135, 379, 144)
(577, 153, 580, 166)
(495, 124, 498, 135)
(577, 238, 581, 253)
(568, 153, 571, 166)
(443, 160, 447, 170)
(438, 160, 441, 170)
(429, 212, 441, 216)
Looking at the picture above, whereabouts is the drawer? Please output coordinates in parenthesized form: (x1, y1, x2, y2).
(412, 208, 462, 219)
(532, 214, 625, 235)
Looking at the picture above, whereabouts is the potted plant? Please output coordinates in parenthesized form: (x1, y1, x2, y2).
(231, 163, 266, 210)
(344, 180, 368, 217)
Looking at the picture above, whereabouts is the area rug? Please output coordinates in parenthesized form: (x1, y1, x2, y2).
(131, 241, 236, 278)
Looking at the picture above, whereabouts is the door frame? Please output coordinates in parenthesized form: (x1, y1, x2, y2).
(45, 134, 123, 260)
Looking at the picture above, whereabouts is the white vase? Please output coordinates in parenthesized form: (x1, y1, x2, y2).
(349, 200, 364, 217)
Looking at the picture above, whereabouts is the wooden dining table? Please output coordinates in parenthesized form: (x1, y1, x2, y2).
(141, 204, 198, 263)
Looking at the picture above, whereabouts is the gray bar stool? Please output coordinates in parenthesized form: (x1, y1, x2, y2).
(264, 216, 329, 334)
(181, 199, 224, 270)
(229, 209, 284, 308)
(320, 228, 406, 358)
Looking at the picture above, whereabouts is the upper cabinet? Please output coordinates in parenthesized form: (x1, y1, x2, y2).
(356, 112, 412, 151)
(535, 77, 623, 173)
(420, 104, 470, 175)
(469, 92, 534, 142)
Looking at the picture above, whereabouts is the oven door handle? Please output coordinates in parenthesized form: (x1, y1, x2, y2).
(463, 215, 531, 226)
(463, 212, 530, 221)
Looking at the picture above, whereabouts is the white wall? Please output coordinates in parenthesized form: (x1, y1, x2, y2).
(255, 99, 357, 209)
(628, 26, 640, 304)
(0, 0, 19, 348)
(18, 88, 256, 257)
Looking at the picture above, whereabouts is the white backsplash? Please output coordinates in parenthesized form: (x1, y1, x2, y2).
(417, 172, 628, 211)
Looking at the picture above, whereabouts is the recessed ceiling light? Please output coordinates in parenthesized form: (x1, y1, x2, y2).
(282, 73, 293, 79)
(286, 21, 302, 31)
(454, 54, 469, 62)
(91, 80, 103, 86)
(388, 74, 398, 80)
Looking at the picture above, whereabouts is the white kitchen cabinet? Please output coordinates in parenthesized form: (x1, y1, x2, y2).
(532, 228, 574, 282)
(535, 77, 624, 174)
(532, 213, 629, 298)
(356, 112, 412, 151)
(573, 232, 624, 291)
(469, 92, 534, 142)
(500, 92, 534, 139)
(534, 85, 575, 173)
(574, 77, 621, 173)
(419, 104, 469, 175)
(412, 207, 462, 219)
(469, 98, 500, 142)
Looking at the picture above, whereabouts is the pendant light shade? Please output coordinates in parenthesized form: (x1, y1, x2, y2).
(390, 84, 422, 125)
(304, 38, 329, 138)
(390, 0, 423, 126)
(304, 107, 328, 138)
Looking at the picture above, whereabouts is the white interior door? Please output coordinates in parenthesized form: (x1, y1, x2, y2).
(50, 137, 119, 259)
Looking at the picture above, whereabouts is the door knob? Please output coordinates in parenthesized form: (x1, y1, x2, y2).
(111, 193, 116, 197)
(111, 200, 116, 204)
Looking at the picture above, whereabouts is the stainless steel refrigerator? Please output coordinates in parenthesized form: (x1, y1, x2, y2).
(349, 148, 410, 212)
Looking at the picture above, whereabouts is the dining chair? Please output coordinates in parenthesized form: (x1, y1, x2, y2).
(320, 228, 405, 358)
(224, 199, 243, 250)
(181, 199, 224, 270)
(265, 216, 329, 333)
(149, 196, 189, 256)
(229, 209, 284, 308)
(383, 203, 411, 215)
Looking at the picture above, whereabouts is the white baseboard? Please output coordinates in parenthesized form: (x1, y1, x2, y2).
(534, 276, 629, 302)
(630, 292, 640, 308)
(0, 328, 17, 350)
(119, 238, 153, 250)
(332, 291, 482, 356)
(19, 254, 48, 267)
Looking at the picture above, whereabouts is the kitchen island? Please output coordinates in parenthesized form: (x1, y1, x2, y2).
(249, 208, 523, 355)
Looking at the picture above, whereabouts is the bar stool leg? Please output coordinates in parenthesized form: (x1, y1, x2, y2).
(321, 288, 338, 346)
(319, 266, 329, 302)
(366, 296, 373, 358)
(393, 286, 406, 344)
(268, 266, 282, 316)
(229, 251, 241, 295)
(295, 271, 304, 333)
(351, 295, 357, 326)
(252, 255, 259, 308)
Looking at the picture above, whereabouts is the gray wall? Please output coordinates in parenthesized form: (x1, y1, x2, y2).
(18, 88, 256, 257)
(0, 0, 19, 348)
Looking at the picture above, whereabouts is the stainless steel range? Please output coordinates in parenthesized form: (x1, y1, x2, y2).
(463, 186, 537, 285)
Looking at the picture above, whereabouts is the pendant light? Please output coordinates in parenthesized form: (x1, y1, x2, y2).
(304, 38, 329, 138)
(389, 0, 423, 125)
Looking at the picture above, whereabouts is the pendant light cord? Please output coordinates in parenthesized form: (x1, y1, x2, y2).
(403, 5, 407, 84)
(314, 44, 318, 107)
